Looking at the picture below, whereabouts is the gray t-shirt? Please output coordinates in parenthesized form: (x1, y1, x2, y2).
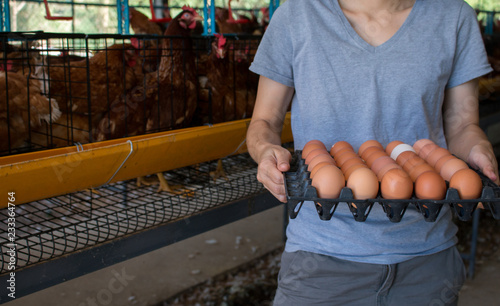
(250, 0, 492, 264)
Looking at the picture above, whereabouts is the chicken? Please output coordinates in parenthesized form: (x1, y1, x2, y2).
(129, 7, 173, 74)
(238, 11, 261, 35)
(197, 34, 258, 124)
(1, 42, 21, 71)
(95, 93, 147, 140)
(31, 112, 102, 148)
(196, 34, 258, 180)
(0, 41, 54, 76)
(48, 43, 141, 115)
(46, 52, 87, 65)
(198, 34, 242, 123)
(0, 60, 12, 72)
(13, 44, 143, 150)
(215, 0, 260, 34)
(129, 7, 164, 36)
(98, 7, 201, 139)
(97, 6, 203, 194)
(0, 70, 61, 154)
(215, 5, 242, 34)
(145, 9, 201, 131)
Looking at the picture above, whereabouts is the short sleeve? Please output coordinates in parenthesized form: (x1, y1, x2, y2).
(447, 2, 492, 88)
(249, 4, 295, 87)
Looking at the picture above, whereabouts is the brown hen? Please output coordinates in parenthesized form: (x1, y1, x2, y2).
(197, 34, 258, 180)
(97, 7, 202, 194)
(48, 43, 141, 115)
(129, 7, 165, 73)
(215, 0, 260, 34)
(31, 112, 103, 148)
(199, 34, 258, 124)
(129, 7, 164, 36)
(0, 70, 61, 153)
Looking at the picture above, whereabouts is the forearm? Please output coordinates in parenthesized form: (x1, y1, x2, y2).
(246, 76, 294, 202)
(443, 79, 490, 159)
(446, 122, 492, 162)
(247, 118, 284, 164)
(443, 79, 498, 183)
(246, 76, 294, 164)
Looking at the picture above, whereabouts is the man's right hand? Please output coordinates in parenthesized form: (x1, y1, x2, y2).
(256, 145, 292, 203)
(246, 76, 295, 203)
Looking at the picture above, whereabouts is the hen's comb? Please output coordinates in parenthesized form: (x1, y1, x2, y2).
(0, 60, 13, 72)
(130, 38, 140, 49)
(214, 33, 227, 48)
(182, 5, 199, 16)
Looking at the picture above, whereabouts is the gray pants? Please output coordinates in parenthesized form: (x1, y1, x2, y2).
(274, 247, 466, 306)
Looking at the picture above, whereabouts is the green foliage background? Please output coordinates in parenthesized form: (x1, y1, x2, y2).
(467, 0, 500, 11)
(6, 0, 499, 34)
(9, 0, 273, 34)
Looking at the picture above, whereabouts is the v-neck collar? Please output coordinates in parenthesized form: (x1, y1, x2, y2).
(332, 0, 421, 53)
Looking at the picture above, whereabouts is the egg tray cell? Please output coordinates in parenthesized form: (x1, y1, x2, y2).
(284, 152, 500, 223)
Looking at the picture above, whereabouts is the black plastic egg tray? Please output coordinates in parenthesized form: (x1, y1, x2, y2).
(284, 151, 500, 223)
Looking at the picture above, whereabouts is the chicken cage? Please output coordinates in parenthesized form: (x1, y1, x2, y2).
(1, 31, 261, 157)
(0, 27, 294, 300)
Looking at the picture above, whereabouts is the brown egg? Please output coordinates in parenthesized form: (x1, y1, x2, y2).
(358, 140, 383, 157)
(449, 169, 483, 199)
(385, 140, 404, 156)
(308, 154, 336, 172)
(347, 167, 379, 199)
(377, 163, 402, 181)
(305, 148, 329, 165)
(365, 150, 389, 168)
(396, 150, 417, 166)
(409, 163, 435, 181)
(311, 165, 346, 198)
(340, 157, 365, 173)
(335, 151, 360, 167)
(380, 168, 414, 199)
(414, 171, 446, 200)
(425, 147, 452, 167)
(310, 161, 335, 179)
(371, 156, 397, 177)
(302, 140, 327, 159)
(344, 163, 369, 181)
(330, 141, 353, 157)
(418, 143, 439, 160)
(440, 158, 469, 181)
(434, 154, 456, 173)
(413, 139, 435, 155)
(361, 146, 385, 160)
(332, 147, 353, 159)
(402, 155, 426, 173)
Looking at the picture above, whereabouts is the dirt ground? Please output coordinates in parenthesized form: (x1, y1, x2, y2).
(159, 209, 500, 306)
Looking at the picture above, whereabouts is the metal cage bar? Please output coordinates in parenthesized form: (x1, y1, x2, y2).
(117, 0, 130, 35)
(269, 0, 279, 20)
(203, 0, 216, 35)
(0, 0, 10, 32)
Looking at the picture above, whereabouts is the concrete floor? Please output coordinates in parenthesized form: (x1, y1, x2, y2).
(4, 205, 500, 306)
(459, 251, 500, 306)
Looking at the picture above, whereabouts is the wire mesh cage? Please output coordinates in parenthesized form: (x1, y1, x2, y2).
(0, 31, 261, 157)
(0, 153, 263, 274)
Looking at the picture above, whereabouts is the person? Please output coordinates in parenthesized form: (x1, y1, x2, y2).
(246, 0, 500, 305)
